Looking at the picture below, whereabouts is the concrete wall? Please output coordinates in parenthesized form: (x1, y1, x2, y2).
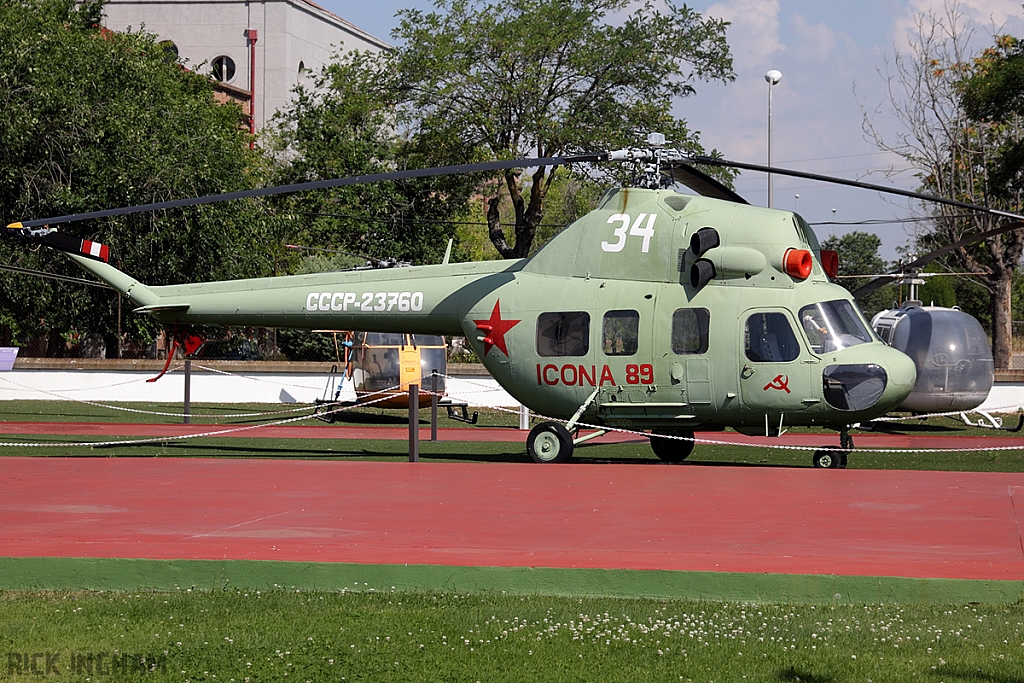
(103, 0, 389, 128)
(0, 361, 517, 407)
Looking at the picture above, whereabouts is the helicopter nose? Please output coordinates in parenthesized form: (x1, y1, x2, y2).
(876, 345, 917, 409)
(820, 344, 916, 413)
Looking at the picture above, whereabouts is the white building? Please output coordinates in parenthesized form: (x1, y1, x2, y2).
(102, 0, 390, 130)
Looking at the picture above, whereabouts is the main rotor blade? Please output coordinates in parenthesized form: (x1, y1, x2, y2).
(685, 153, 1024, 299)
(8, 154, 605, 229)
(691, 155, 1024, 222)
(667, 163, 748, 204)
(850, 220, 1024, 298)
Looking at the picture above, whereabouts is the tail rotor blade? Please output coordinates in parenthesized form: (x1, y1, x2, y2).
(4, 224, 110, 263)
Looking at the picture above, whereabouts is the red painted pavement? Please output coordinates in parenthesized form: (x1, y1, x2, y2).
(1, 457, 1022, 580)
(2, 421, 1024, 450)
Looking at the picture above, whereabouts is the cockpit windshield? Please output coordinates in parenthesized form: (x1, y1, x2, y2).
(799, 300, 873, 353)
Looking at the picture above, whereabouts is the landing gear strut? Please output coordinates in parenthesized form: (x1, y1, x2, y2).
(813, 427, 852, 469)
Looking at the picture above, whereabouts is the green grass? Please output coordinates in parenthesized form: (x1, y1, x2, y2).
(1, 401, 1023, 471)
(1, 589, 1021, 682)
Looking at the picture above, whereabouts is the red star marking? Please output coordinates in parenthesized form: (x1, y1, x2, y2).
(473, 300, 520, 357)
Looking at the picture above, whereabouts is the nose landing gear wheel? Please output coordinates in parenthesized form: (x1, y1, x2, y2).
(527, 421, 574, 463)
(813, 449, 847, 469)
(650, 429, 696, 462)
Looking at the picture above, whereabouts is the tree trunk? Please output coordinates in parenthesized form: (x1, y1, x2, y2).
(991, 275, 1013, 370)
(486, 194, 513, 259)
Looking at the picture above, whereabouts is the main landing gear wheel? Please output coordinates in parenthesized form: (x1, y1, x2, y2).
(812, 450, 848, 469)
(649, 429, 695, 462)
(527, 421, 574, 463)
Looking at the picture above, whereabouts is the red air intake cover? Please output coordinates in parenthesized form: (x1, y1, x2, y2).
(784, 248, 813, 279)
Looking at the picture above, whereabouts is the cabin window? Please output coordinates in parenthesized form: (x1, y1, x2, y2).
(364, 332, 405, 346)
(537, 311, 590, 357)
(745, 312, 800, 362)
(602, 310, 639, 356)
(798, 300, 873, 353)
(671, 308, 710, 354)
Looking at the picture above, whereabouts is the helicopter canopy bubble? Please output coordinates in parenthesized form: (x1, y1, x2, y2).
(883, 306, 994, 412)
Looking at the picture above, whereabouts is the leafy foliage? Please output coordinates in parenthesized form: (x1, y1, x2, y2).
(457, 169, 611, 260)
(961, 36, 1024, 199)
(0, 0, 268, 355)
(276, 328, 340, 363)
(268, 53, 479, 268)
(821, 231, 893, 317)
(388, 0, 735, 258)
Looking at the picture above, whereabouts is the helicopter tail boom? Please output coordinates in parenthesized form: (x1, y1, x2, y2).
(66, 254, 161, 307)
(67, 252, 514, 336)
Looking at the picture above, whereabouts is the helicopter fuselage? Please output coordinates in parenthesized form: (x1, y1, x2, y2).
(70, 188, 916, 435)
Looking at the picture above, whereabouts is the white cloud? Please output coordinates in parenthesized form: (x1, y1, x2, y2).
(705, 0, 785, 68)
(789, 13, 855, 61)
(908, 0, 1022, 28)
(892, 0, 1024, 52)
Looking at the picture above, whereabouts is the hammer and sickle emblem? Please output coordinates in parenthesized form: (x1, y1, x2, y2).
(763, 374, 791, 393)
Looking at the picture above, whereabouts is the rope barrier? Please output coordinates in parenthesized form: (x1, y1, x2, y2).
(0, 383, 410, 448)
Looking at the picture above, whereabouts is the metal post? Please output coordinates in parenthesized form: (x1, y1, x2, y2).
(765, 70, 782, 208)
(767, 82, 773, 208)
(430, 370, 438, 442)
(519, 404, 530, 430)
(408, 383, 419, 462)
(183, 358, 192, 424)
(245, 28, 258, 144)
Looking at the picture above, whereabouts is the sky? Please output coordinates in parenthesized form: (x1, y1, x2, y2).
(318, 0, 1024, 261)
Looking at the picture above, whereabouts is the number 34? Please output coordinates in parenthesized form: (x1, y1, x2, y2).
(601, 213, 656, 253)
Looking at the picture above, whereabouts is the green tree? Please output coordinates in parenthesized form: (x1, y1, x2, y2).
(961, 35, 1024, 195)
(0, 0, 267, 356)
(455, 169, 610, 261)
(820, 231, 893, 317)
(388, 0, 735, 258)
(863, 7, 1024, 368)
(268, 54, 479, 267)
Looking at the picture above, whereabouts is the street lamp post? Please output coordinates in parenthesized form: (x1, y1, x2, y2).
(765, 69, 782, 208)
